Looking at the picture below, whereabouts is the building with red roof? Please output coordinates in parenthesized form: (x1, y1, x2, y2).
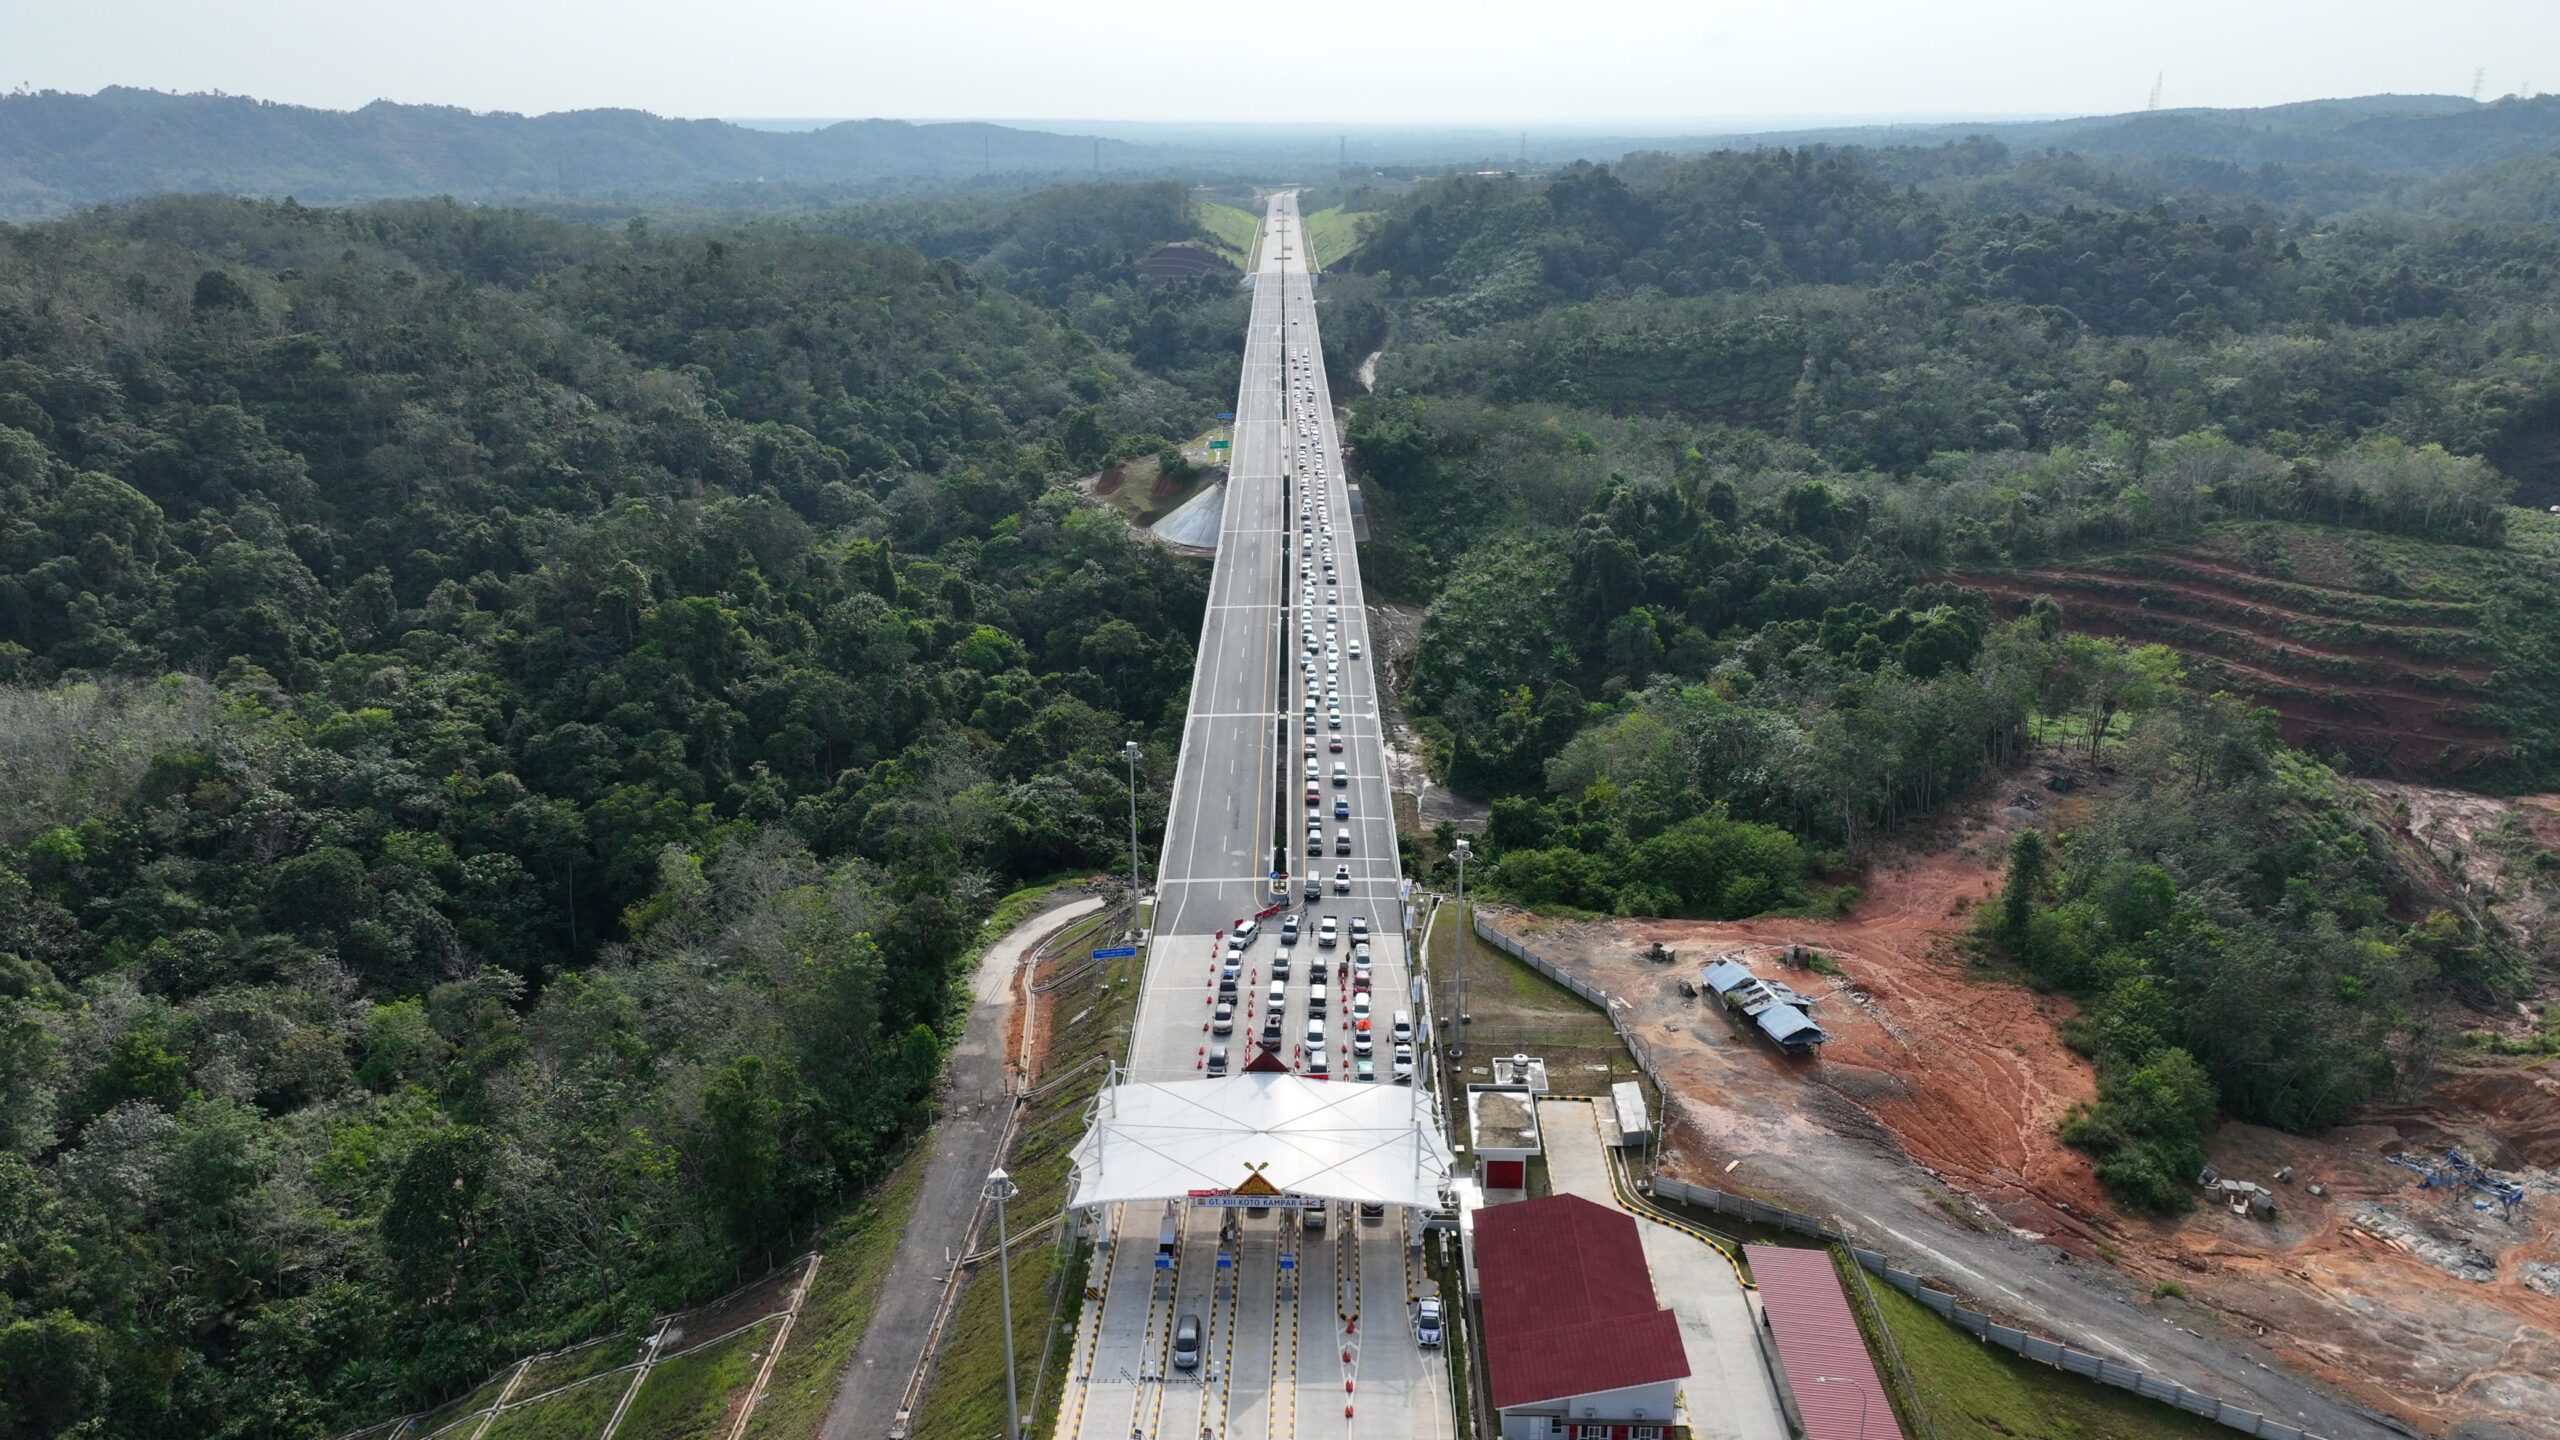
(1474, 1193, 1690, 1440)
(1741, 1245, 1904, 1440)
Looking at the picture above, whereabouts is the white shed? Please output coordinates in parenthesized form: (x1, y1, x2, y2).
(1610, 1079, 1652, 1146)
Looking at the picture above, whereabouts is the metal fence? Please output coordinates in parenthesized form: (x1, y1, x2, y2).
(1471, 910, 2357, 1440)
(1468, 910, 1665, 1086)
(1648, 1173, 1843, 1241)
(1847, 1248, 2343, 1440)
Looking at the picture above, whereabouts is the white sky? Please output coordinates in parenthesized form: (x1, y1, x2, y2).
(4, 0, 2551, 126)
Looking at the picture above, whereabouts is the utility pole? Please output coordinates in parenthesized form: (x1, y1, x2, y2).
(987, 1169, 1022, 1440)
(1124, 741, 1145, 936)
(1451, 838, 1471, 1057)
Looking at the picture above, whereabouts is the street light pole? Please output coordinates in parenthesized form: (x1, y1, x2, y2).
(1123, 740, 1143, 938)
(1810, 1375, 1871, 1440)
(988, 1168, 1022, 1440)
(1451, 837, 1471, 1058)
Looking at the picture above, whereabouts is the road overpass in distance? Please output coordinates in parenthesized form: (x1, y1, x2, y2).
(1049, 193, 1455, 1440)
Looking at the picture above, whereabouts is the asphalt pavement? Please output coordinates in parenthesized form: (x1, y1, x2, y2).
(1055, 193, 1448, 1440)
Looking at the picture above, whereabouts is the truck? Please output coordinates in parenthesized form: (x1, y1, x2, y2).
(1413, 1281, 1443, 1347)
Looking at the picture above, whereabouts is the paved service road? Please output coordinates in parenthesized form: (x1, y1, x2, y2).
(1052, 194, 1447, 1440)
(1538, 1099, 1788, 1440)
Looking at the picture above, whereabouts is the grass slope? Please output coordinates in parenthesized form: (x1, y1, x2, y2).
(1844, 1257, 2235, 1440)
(1301, 206, 1376, 269)
(617, 1328, 766, 1440)
(476, 1375, 625, 1440)
(1193, 200, 1262, 267)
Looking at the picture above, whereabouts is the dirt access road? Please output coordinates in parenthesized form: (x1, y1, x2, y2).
(1485, 776, 2418, 1440)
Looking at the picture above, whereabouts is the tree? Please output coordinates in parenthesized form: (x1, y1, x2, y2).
(700, 1055, 789, 1253)
(2000, 828, 2047, 946)
(0, 1311, 110, 1439)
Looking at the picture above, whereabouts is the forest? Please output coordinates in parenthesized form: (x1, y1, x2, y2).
(0, 193, 1220, 1433)
(1345, 139, 2555, 1212)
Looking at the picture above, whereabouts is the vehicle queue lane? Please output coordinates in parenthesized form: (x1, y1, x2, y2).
(1055, 192, 1444, 1440)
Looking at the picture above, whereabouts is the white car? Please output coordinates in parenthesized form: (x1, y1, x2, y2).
(1348, 641, 1362, 658)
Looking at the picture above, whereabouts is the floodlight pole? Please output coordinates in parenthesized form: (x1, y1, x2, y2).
(988, 1168, 1023, 1440)
(1452, 838, 1471, 1058)
(1124, 740, 1144, 937)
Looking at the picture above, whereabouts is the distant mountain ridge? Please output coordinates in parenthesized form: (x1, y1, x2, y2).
(0, 86, 1143, 217)
(4, 87, 2555, 221)
(1722, 93, 2560, 175)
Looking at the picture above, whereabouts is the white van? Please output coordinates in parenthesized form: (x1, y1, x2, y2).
(1392, 1010, 1414, 1043)
(1308, 983, 1329, 1016)
(1267, 980, 1287, 1010)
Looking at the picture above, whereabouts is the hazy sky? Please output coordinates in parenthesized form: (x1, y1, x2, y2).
(5, 0, 2551, 126)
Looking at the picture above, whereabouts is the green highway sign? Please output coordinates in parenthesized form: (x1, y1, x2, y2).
(1208, 439, 1230, 450)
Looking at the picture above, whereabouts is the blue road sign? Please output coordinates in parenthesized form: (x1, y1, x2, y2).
(1093, 945, 1137, 960)
(1217, 411, 1236, 420)
(1217, 1252, 1234, 1271)
(1155, 1254, 1172, 1270)
(1277, 1253, 1296, 1271)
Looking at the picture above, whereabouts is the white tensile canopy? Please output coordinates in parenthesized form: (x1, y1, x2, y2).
(1068, 1072, 1455, 1210)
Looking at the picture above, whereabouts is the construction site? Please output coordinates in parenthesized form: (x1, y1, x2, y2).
(1472, 767, 2560, 1440)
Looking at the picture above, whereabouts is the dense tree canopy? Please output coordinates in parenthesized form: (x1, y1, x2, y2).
(0, 195, 1208, 1433)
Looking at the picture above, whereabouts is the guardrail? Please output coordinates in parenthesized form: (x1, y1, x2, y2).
(1472, 910, 2377, 1440)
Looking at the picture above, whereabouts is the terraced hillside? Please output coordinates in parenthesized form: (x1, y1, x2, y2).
(1955, 518, 2560, 785)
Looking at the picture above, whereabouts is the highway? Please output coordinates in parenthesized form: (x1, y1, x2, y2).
(1052, 192, 1448, 1440)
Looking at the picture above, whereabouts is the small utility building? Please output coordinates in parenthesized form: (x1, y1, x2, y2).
(1476, 1194, 1689, 1440)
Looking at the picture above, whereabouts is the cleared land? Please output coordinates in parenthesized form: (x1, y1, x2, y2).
(1954, 518, 2560, 782)
(1079, 429, 1229, 529)
(477, 1377, 625, 1440)
(1483, 760, 2560, 1439)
